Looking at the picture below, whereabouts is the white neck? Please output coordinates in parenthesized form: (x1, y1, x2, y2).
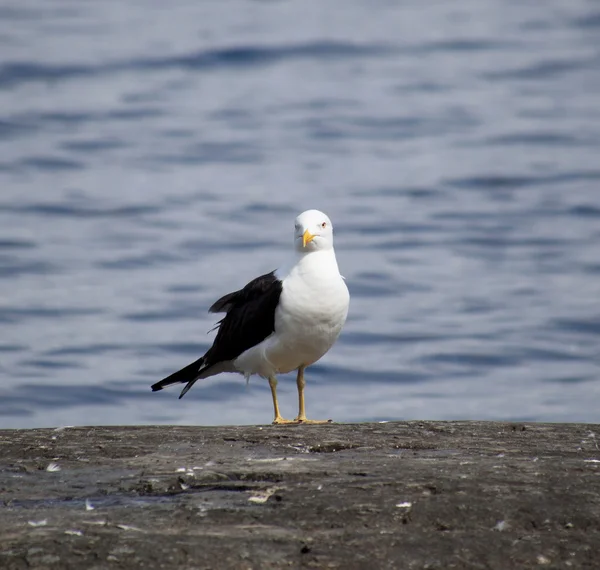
(276, 248, 340, 281)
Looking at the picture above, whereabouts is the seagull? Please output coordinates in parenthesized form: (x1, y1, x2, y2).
(151, 209, 350, 424)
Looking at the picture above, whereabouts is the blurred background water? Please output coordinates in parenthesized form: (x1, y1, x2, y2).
(1, 0, 599, 429)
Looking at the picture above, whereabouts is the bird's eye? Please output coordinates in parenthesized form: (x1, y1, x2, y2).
(321, 222, 327, 229)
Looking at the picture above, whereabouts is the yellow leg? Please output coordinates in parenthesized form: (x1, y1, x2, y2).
(294, 366, 332, 424)
(268, 376, 294, 425)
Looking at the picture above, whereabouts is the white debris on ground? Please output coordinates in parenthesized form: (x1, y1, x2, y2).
(248, 487, 278, 504)
(116, 524, 143, 532)
(537, 554, 551, 565)
(493, 520, 507, 531)
(64, 529, 83, 536)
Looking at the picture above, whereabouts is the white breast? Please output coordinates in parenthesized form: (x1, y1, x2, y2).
(232, 248, 349, 378)
(267, 249, 350, 374)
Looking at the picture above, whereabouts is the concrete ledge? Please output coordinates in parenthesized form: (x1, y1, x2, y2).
(1, 421, 599, 569)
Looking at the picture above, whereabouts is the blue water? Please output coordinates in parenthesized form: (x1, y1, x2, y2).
(1, 0, 599, 428)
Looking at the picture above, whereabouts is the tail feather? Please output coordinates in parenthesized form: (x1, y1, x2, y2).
(178, 379, 199, 399)
(151, 357, 205, 395)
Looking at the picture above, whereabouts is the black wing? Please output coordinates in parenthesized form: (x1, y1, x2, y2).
(209, 271, 280, 313)
(203, 271, 282, 365)
(151, 271, 282, 397)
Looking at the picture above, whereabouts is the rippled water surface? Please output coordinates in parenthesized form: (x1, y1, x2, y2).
(1, 0, 599, 428)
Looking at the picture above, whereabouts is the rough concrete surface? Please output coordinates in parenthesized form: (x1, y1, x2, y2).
(1, 421, 599, 569)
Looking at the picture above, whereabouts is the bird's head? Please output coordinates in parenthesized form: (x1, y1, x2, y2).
(294, 209, 334, 252)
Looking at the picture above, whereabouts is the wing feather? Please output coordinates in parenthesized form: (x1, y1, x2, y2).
(204, 271, 282, 365)
(209, 271, 278, 313)
(152, 270, 282, 398)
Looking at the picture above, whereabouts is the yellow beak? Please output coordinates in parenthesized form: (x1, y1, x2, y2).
(302, 229, 315, 248)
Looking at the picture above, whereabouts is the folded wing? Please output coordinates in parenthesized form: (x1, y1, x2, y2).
(151, 270, 282, 398)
